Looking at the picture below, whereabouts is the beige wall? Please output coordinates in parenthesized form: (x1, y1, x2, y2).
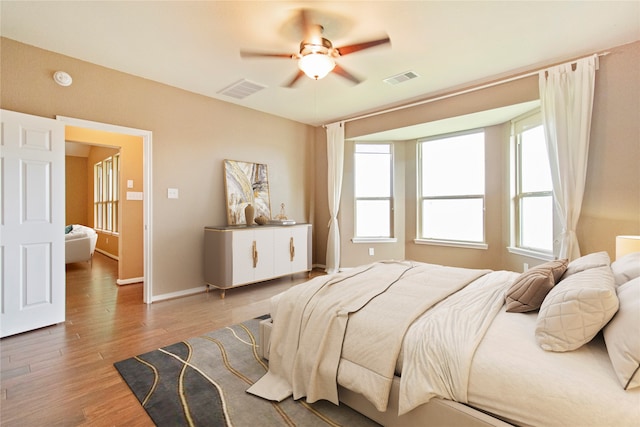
(1, 37, 315, 298)
(314, 41, 640, 271)
(65, 156, 88, 225)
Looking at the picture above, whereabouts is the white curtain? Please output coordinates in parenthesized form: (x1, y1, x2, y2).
(539, 55, 598, 261)
(325, 122, 344, 273)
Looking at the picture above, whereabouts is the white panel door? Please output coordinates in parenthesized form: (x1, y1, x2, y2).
(1, 110, 65, 337)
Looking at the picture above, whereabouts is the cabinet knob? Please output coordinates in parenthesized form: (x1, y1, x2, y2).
(252, 240, 258, 268)
(290, 237, 295, 261)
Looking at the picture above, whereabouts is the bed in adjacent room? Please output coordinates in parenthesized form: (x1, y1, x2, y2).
(248, 252, 640, 427)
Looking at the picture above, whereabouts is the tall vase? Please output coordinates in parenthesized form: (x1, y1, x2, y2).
(245, 204, 255, 226)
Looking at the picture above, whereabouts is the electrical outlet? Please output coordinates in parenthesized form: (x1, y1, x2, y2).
(523, 263, 529, 272)
(167, 188, 179, 199)
(369, 247, 375, 256)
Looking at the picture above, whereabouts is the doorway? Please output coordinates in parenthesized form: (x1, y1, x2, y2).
(58, 116, 153, 303)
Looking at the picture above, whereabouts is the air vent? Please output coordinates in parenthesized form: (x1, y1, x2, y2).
(383, 71, 419, 85)
(218, 79, 267, 99)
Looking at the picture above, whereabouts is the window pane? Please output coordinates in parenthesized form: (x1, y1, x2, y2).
(421, 132, 484, 197)
(355, 153, 391, 197)
(521, 125, 552, 193)
(521, 196, 553, 251)
(421, 198, 484, 242)
(356, 200, 390, 237)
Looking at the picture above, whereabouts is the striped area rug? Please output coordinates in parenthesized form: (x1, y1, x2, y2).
(114, 316, 380, 427)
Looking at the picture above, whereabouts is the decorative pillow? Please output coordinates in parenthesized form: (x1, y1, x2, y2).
(535, 265, 619, 352)
(65, 224, 73, 234)
(505, 259, 568, 313)
(603, 277, 640, 389)
(561, 251, 610, 280)
(611, 252, 640, 286)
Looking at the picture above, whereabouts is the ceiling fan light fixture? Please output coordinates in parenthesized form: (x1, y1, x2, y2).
(298, 53, 335, 80)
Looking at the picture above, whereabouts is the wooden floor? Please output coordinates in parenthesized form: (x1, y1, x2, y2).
(1, 253, 320, 426)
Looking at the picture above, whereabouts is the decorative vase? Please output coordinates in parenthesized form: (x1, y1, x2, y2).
(245, 204, 255, 226)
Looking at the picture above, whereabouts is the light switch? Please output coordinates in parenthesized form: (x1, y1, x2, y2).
(167, 188, 179, 199)
(127, 180, 134, 189)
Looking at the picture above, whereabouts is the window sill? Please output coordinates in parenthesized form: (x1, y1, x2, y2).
(414, 239, 488, 250)
(351, 237, 398, 244)
(507, 246, 555, 261)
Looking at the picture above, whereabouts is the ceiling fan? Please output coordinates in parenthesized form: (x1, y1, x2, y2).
(240, 9, 391, 87)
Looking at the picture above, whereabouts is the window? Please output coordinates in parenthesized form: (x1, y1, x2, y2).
(354, 143, 393, 239)
(418, 130, 485, 245)
(512, 111, 553, 255)
(94, 154, 120, 234)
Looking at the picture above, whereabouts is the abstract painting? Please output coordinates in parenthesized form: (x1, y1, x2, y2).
(224, 160, 271, 225)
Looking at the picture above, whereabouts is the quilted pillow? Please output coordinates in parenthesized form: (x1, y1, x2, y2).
(561, 251, 610, 280)
(603, 277, 640, 389)
(611, 252, 640, 286)
(535, 265, 619, 352)
(505, 259, 568, 313)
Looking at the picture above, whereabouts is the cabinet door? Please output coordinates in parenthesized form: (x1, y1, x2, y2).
(274, 226, 309, 277)
(252, 228, 275, 282)
(289, 226, 310, 273)
(231, 229, 257, 286)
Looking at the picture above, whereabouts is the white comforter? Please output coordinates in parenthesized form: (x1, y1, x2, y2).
(248, 260, 495, 412)
(399, 270, 518, 414)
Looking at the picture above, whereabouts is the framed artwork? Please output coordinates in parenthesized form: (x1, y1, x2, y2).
(224, 159, 272, 225)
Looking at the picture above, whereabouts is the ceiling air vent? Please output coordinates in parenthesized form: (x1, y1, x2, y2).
(218, 79, 267, 99)
(383, 71, 419, 85)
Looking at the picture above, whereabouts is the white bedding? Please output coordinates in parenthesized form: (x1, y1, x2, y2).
(467, 307, 640, 427)
(399, 270, 518, 414)
(257, 260, 640, 427)
(248, 260, 490, 411)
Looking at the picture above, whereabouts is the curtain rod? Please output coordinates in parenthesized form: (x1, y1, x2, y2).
(334, 51, 609, 126)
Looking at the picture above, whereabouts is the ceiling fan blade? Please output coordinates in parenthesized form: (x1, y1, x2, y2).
(240, 50, 296, 59)
(284, 70, 306, 87)
(334, 37, 391, 56)
(332, 64, 362, 85)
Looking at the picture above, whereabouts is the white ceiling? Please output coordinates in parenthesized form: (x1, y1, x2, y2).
(2, 1, 639, 129)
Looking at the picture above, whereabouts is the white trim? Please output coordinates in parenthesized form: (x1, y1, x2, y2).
(116, 277, 144, 286)
(312, 263, 326, 270)
(414, 238, 488, 250)
(351, 237, 398, 243)
(57, 116, 153, 304)
(151, 286, 208, 302)
(95, 248, 119, 261)
(507, 246, 555, 261)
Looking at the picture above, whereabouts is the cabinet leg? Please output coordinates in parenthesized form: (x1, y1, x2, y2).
(220, 289, 226, 299)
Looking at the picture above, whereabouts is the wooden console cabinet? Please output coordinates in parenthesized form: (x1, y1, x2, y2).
(203, 224, 312, 297)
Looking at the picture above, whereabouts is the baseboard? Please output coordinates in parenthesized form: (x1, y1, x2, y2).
(151, 285, 207, 302)
(116, 277, 144, 286)
(312, 263, 326, 270)
(95, 248, 119, 261)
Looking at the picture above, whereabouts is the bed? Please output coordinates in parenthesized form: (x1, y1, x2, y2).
(248, 253, 640, 427)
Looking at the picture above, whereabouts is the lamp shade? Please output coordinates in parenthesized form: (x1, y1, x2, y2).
(615, 235, 640, 260)
(298, 54, 335, 80)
